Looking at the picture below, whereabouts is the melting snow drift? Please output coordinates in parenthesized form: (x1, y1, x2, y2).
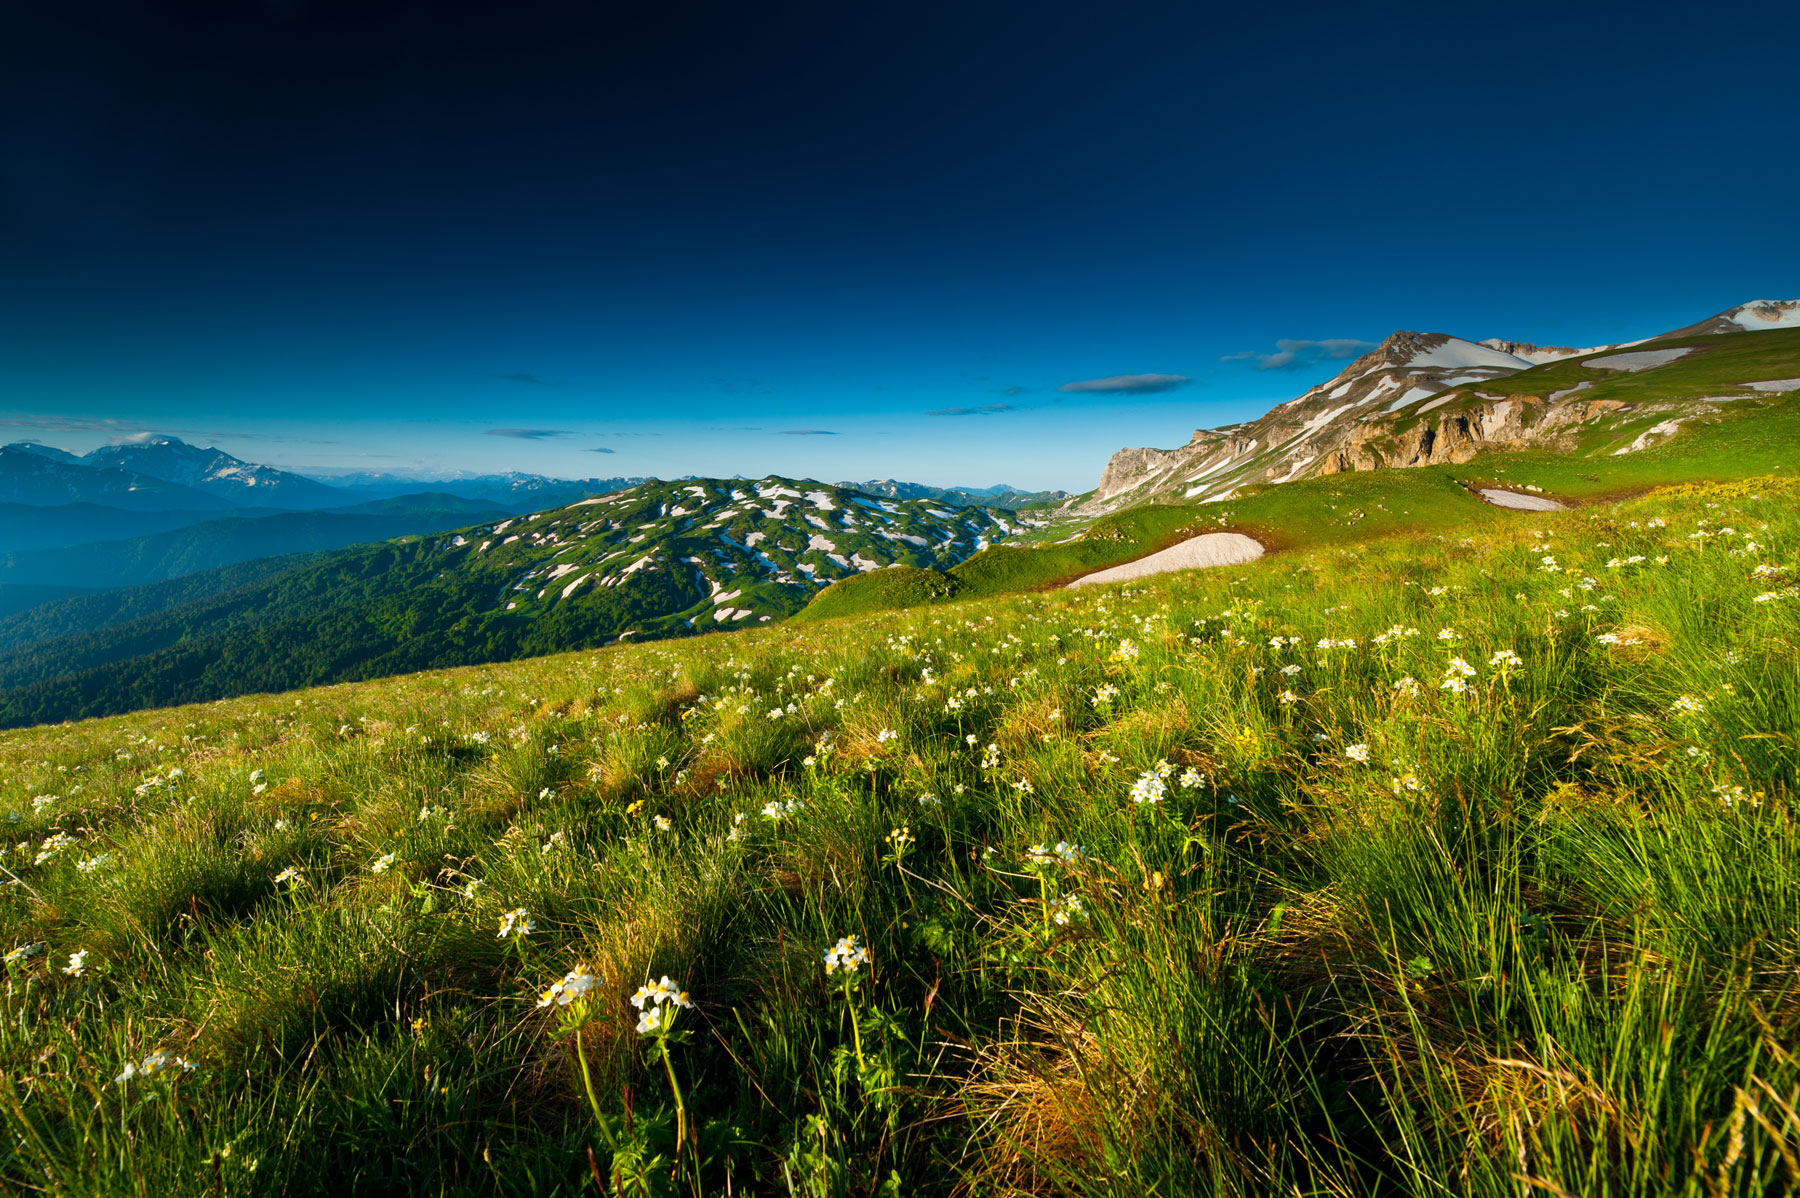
(1067, 533, 1264, 587)
(1479, 489, 1566, 512)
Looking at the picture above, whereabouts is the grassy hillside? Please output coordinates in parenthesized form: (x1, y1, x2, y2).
(3, 475, 1795, 1195)
(0, 479, 1032, 729)
(804, 390, 1800, 625)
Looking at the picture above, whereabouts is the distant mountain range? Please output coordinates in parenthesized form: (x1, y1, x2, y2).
(0, 494, 514, 589)
(841, 479, 1072, 509)
(1089, 299, 1800, 510)
(1, 436, 645, 513)
(0, 476, 1040, 727)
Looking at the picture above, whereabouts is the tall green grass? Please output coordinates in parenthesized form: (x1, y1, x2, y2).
(2, 477, 1796, 1195)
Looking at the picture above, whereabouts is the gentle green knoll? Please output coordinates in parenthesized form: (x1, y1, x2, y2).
(3, 475, 1796, 1195)
(1483, 326, 1800, 406)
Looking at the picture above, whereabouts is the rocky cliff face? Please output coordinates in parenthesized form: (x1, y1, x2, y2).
(1083, 300, 1798, 514)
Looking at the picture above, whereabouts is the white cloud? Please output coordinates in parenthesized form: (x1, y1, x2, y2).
(1057, 373, 1192, 394)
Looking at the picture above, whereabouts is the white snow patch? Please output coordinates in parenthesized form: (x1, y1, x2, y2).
(849, 553, 881, 572)
(546, 563, 579, 581)
(732, 608, 754, 620)
(1612, 419, 1684, 454)
(622, 555, 654, 576)
(827, 553, 850, 569)
(807, 534, 838, 553)
(1742, 378, 1800, 392)
(561, 574, 592, 599)
(1479, 489, 1565, 512)
(1385, 383, 1444, 413)
(1184, 454, 1237, 483)
(744, 531, 766, 547)
(1068, 533, 1264, 587)
(925, 508, 955, 518)
(1300, 405, 1355, 436)
(880, 531, 929, 547)
(1586, 347, 1695, 372)
(1402, 338, 1534, 372)
(804, 490, 836, 510)
(1548, 380, 1593, 403)
(713, 607, 739, 623)
(1271, 454, 1316, 484)
(1416, 394, 1458, 415)
(713, 588, 743, 605)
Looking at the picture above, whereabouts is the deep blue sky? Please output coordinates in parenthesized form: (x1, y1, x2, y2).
(2, 0, 1794, 490)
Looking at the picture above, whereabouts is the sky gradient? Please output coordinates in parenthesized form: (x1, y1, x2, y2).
(3, 0, 1796, 491)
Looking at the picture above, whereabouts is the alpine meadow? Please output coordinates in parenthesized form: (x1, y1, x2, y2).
(5, 400, 1800, 1193)
(6, 3, 1800, 1192)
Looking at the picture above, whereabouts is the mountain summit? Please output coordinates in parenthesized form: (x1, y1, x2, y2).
(80, 436, 345, 507)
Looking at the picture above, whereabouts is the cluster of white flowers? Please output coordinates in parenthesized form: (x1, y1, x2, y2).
(629, 975, 693, 1033)
(497, 907, 536, 939)
(4, 942, 45, 966)
(823, 936, 870, 975)
(1128, 771, 1166, 805)
(1344, 743, 1370, 764)
(31, 832, 77, 867)
(1025, 841, 1085, 867)
(760, 799, 803, 822)
(537, 964, 601, 1008)
(1671, 695, 1706, 715)
(274, 865, 304, 886)
(1488, 649, 1523, 669)
(1091, 683, 1120, 708)
(116, 1049, 195, 1085)
(1048, 894, 1085, 926)
(1373, 626, 1422, 646)
(369, 852, 397, 874)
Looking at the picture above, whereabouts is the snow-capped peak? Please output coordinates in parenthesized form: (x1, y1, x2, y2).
(1726, 300, 1800, 332)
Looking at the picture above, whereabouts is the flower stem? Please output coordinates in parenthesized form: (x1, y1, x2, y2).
(848, 995, 866, 1075)
(661, 1045, 687, 1156)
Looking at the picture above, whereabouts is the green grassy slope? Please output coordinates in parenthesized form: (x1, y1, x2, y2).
(803, 389, 1800, 624)
(2, 475, 1795, 1195)
(0, 478, 1030, 729)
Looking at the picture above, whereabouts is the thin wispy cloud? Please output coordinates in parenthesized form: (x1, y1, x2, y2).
(1058, 373, 1192, 394)
(486, 428, 574, 439)
(1221, 338, 1375, 371)
(584, 446, 616, 454)
(781, 429, 837, 435)
(926, 403, 1020, 416)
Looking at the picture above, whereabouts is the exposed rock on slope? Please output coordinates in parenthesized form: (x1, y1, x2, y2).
(1086, 300, 1799, 513)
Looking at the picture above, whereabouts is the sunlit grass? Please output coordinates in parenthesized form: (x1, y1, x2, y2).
(2, 476, 1797, 1194)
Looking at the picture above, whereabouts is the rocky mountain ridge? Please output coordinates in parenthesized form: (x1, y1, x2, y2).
(1088, 300, 1800, 512)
